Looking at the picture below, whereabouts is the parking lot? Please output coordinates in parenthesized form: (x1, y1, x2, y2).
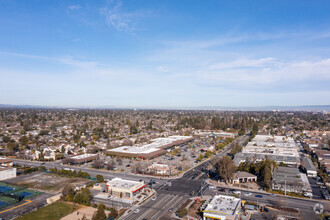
(95, 137, 220, 177)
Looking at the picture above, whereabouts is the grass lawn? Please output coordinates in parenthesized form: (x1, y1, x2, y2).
(16, 201, 78, 220)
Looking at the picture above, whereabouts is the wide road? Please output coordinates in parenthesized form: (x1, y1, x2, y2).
(124, 193, 188, 220)
(11, 159, 167, 187)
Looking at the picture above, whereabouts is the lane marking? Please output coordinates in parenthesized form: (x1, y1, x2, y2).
(0, 199, 32, 214)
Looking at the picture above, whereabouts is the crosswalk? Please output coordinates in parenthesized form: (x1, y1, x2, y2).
(124, 193, 188, 220)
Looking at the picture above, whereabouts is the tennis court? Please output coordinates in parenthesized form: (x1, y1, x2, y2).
(0, 182, 41, 210)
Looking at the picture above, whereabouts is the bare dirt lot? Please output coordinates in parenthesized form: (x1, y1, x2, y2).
(10, 172, 91, 194)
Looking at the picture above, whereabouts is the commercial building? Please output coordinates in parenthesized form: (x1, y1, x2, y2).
(232, 171, 257, 184)
(70, 154, 99, 164)
(107, 178, 146, 201)
(146, 163, 176, 176)
(202, 195, 241, 220)
(302, 157, 317, 177)
(0, 167, 16, 180)
(194, 130, 236, 138)
(107, 135, 193, 159)
(0, 158, 13, 167)
(233, 135, 300, 166)
(272, 167, 312, 194)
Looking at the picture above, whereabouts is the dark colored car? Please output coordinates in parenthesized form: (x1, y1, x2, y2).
(255, 195, 263, 198)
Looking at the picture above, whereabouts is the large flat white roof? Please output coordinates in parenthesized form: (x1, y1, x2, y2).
(203, 195, 241, 217)
(242, 135, 300, 157)
(107, 135, 193, 154)
(107, 178, 145, 191)
(71, 153, 97, 159)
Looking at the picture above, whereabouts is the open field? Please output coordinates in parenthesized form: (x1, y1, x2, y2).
(16, 201, 79, 220)
(10, 172, 91, 194)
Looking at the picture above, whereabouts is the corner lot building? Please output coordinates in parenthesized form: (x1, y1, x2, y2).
(202, 195, 241, 220)
(107, 178, 146, 201)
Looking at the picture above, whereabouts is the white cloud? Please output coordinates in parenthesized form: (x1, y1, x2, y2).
(68, 5, 81, 11)
(209, 57, 276, 69)
(0, 51, 98, 69)
(100, 0, 131, 31)
(157, 66, 170, 72)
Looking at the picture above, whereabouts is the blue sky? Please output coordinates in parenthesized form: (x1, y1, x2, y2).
(0, 0, 330, 108)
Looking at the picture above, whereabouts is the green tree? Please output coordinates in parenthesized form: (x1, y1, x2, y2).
(204, 150, 213, 158)
(19, 135, 29, 146)
(96, 174, 104, 183)
(92, 203, 107, 220)
(216, 156, 236, 183)
(196, 154, 204, 161)
(108, 208, 118, 219)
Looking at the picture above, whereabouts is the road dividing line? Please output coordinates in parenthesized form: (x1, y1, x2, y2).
(0, 199, 32, 214)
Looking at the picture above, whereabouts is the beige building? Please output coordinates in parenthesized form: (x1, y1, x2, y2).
(107, 178, 146, 201)
(202, 195, 241, 220)
(0, 167, 16, 181)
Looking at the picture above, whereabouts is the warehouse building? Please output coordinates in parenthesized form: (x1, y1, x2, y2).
(302, 157, 317, 177)
(234, 135, 300, 166)
(107, 135, 193, 159)
(272, 167, 312, 194)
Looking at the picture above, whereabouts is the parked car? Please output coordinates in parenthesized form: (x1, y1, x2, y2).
(244, 192, 252, 196)
(218, 188, 226, 192)
(255, 195, 263, 198)
(168, 208, 173, 212)
(151, 196, 157, 201)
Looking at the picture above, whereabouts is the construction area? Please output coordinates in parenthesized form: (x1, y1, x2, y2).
(4, 172, 91, 194)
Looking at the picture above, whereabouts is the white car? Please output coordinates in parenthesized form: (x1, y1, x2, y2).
(151, 196, 157, 201)
(108, 195, 114, 199)
(244, 192, 252, 196)
(233, 190, 241, 195)
(209, 185, 216, 189)
(133, 209, 140, 214)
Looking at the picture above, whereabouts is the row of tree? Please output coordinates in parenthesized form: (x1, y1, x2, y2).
(49, 168, 90, 178)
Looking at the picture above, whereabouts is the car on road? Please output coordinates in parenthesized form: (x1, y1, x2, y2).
(244, 192, 252, 196)
(303, 192, 313, 198)
(133, 209, 140, 214)
(168, 208, 173, 212)
(218, 188, 226, 192)
(209, 185, 216, 189)
(233, 190, 241, 195)
(108, 195, 114, 199)
(151, 196, 157, 201)
(255, 194, 263, 198)
(165, 181, 172, 186)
